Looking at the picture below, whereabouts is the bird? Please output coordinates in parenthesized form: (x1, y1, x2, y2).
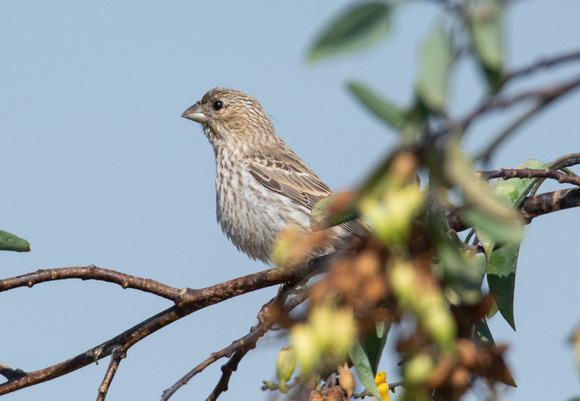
(181, 88, 366, 264)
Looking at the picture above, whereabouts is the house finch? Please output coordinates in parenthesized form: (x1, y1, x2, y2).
(181, 88, 365, 264)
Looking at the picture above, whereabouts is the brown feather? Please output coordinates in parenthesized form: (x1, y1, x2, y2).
(245, 153, 369, 237)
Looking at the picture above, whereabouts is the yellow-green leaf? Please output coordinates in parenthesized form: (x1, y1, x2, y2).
(417, 26, 452, 112)
(491, 159, 548, 206)
(468, 0, 504, 92)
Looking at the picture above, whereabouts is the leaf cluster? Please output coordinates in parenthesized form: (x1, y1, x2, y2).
(267, 1, 580, 400)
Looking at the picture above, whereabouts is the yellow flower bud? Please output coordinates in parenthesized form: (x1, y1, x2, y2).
(276, 346, 297, 393)
(375, 371, 391, 401)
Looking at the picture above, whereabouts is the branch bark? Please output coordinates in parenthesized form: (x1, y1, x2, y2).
(0, 256, 329, 396)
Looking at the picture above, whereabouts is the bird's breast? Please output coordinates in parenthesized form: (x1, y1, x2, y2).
(214, 155, 311, 263)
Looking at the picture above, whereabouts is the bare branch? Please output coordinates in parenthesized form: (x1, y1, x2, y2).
(0, 265, 182, 302)
(161, 324, 269, 401)
(162, 295, 283, 400)
(520, 187, 580, 220)
(163, 284, 308, 400)
(474, 101, 546, 163)
(503, 49, 580, 83)
(96, 346, 125, 401)
(545, 154, 580, 172)
(461, 75, 580, 131)
(0, 256, 329, 396)
(206, 346, 249, 401)
(205, 286, 310, 401)
(0, 362, 25, 382)
(476, 168, 580, 186)
(448, 187, 580, 232)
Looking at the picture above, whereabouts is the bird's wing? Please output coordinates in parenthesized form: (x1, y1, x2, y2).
(245, 153, 331, 210)
(246, 153, 369, 237)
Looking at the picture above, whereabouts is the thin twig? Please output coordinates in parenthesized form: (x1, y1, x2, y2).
(261, 377, 300, 392)
(162, 325, 269, 401)
(206, 347, 250, 401)
(476, 168, 580, 186)
(527, 154, 580, 196)
(162, 284, 310, 400)
(352, 380, 404, 399)
(447, 187, 580, 231)
(96, 346, 125, 401)
(162, 289, 288, 400)
(205, 284, 308, 401)
(546, 154, 580, 173)
(461, 75, 580, 131)
(503, 49, 580, 83)
(474, 101, 546, 162)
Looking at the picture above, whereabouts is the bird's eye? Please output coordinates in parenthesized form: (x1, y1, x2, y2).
(212, 101, 224, 111)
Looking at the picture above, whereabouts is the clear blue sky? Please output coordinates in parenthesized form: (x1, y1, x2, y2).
(1, 1, 579, 400)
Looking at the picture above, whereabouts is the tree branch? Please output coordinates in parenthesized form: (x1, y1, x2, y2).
(447, 187, 580, 232)
(520, 187, 580, 220)
(461, 75, 580, 131)
(476, 168, 580, 186)
(0, 362, 25, 382)
(0, 265, 182, 302)
(96, 346, 125, 401)
(503, 49, 580, 83)
(162, 289, 286, 400)
(0, 256, 329, 396)
(162, 284, 309, 400)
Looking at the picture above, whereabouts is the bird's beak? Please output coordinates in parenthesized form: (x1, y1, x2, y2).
(181, 101, 207, 123)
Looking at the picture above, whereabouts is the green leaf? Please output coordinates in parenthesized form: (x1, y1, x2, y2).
(437, 243, 486, 305)
(474, 318, 495, 345)
(465, 208, 523, 258)
(446, 141, 524, 257)
(491, 159, 548, 206)
(482, 65, 503, 94)
(464, 159, 546, 258)
(417, 26, 452, 112)
(309, 2, 390, 63)
(487, 242, 520, 330)
(0, 230, 30, 252)
(468, 0, 504, 92)
(487, 298, 499, 318)
(348, 81, 405, 130)
(360, 322, 389, 374)
(402, 100, 429, 141)
(350, 335, 383, 400)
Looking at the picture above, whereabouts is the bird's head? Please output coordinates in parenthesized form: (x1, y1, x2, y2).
(181, 88, 275, 148)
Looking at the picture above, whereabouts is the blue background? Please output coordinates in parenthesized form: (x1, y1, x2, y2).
(1, 1, 579, 400)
